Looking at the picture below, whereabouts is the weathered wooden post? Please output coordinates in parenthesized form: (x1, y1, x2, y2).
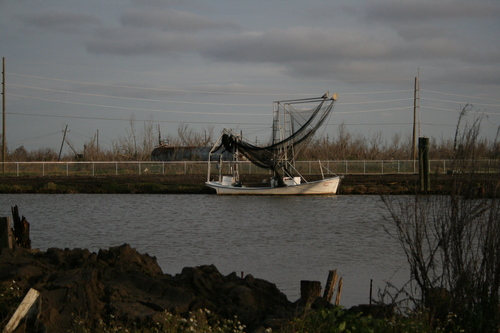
(0, 216, 13, 249)
(335, 278, 343, 306)
(300, 280, 321, 303)
(3, 288, 42, 333)
(323, 270, 339, 303)
(419, 137, 430, 192)
(11, 205, 31, 249)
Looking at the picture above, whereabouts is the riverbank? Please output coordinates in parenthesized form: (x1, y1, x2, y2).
(0, 173, 495, 194)
(1, 244, 302, 332)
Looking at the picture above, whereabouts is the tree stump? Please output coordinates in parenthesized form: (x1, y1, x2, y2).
(11, 205, 31, 249)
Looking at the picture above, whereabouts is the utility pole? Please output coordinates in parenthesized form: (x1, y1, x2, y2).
(58, 125, 69, 161)
(412, 72, 420, 160)
(2, 57, 5, 172)
(157, 124, 162, 145)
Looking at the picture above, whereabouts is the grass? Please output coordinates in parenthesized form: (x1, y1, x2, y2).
(65, 306, 465, 333)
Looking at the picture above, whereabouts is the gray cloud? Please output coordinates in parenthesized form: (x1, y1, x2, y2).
(365, 1, 500, 23)
(86, 7, 240, 56)
(19, 11, 101, 33)
(86, 27, 201, 56)
(82, 3, 499, 84)
(201, 27, 390, 63)
(120, 8, 240, 32)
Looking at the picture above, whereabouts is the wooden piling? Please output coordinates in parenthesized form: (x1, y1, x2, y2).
(418, 137, 430, 192)
(0, 216, 13, 249)
(369, 279, 373, 305)
(335, 278, 343, 306)
(323, 270, 339, 303)
(11, 205, 31, 249)
(300, 280, 321, 302)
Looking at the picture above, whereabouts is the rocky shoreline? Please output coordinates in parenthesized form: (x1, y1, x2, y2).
(1, 244, 336, 333)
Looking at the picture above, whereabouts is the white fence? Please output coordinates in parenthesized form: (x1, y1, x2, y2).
(0, 160, 498, 177)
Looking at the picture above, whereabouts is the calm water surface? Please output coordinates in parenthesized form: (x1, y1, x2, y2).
(0, 194, 409, 307)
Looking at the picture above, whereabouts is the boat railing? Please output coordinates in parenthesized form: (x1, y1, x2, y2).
(0, 159, 498, 177)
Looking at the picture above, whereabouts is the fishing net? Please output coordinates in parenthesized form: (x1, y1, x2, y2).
(211, 94, 336, 176)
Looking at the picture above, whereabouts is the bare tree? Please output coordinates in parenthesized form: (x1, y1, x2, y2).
(382, 105, 500, 332)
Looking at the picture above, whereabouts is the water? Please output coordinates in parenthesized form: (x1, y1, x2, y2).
(0, 194, 409, 307)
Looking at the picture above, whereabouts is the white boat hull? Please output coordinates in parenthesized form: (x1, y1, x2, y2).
(205, 176, 341, 195)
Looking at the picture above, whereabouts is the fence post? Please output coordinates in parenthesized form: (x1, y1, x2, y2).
(139, 162, 141, 175)
(16, 162, 19, 176)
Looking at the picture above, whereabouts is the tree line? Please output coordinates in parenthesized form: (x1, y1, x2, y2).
(2, 107, 499, 162)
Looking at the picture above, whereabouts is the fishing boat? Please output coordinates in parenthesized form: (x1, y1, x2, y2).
(205, 93, 343, 195)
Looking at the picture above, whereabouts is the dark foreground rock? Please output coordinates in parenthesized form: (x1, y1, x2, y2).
(0, 244, 299, 332)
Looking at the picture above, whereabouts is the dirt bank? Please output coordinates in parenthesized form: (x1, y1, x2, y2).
(0, 244, 321, 332)
(0, 173, 490, 194)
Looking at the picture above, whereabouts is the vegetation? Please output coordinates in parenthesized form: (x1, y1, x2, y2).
(0, 281, 465, 333)
(278, 307, 463, 333)
(69, 308, 247, 333)
(64, 306, 467, 333)
(381, 106, 500, 332)
(1, 106, 498, 162)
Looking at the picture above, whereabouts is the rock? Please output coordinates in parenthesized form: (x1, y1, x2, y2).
(0, 244, 296, 332)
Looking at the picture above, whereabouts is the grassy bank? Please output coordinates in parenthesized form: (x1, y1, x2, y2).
(0, 173, 491, 194)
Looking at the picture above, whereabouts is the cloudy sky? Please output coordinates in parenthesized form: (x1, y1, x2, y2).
(1, 0, 499, 155)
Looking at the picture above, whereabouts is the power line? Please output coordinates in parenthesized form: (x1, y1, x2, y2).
(420, 105, 499, 115)
(7, 72, 313, 97)
(421, 96, 500, 109)
(334, 106, 412, 114)
(8, 72, 417, 96)
(336, 98, 413, 105)
(8, 83, 270, 108)
(6, 111, 270, 126)
(7, 93, 270, 116)
(10, 83, 417, 107)
(9, 131, 61, 145)
(421, 89, 500, 102)
(7, 93, 418, 117)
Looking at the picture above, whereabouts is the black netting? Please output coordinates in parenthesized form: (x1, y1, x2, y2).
(212, 95, 336, 176)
